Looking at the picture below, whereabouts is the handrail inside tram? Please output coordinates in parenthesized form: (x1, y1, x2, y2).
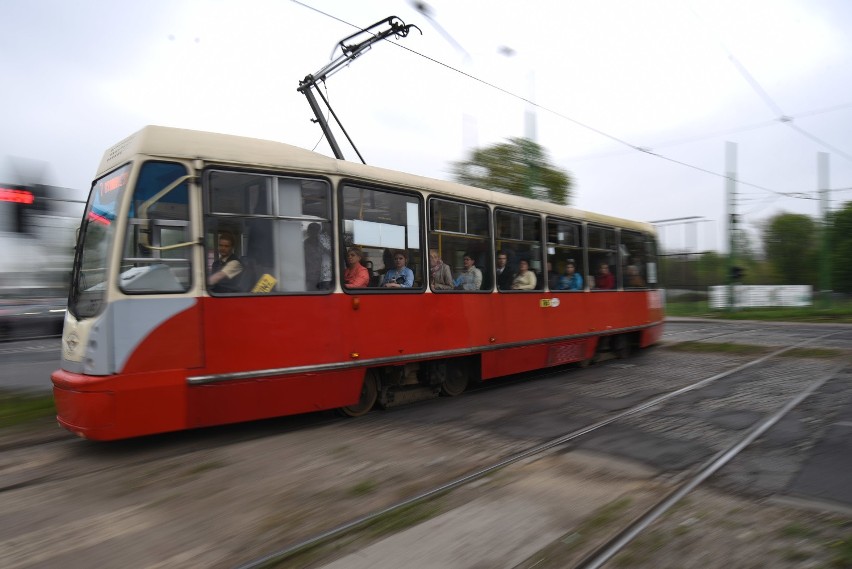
(138, 174, 197, 251)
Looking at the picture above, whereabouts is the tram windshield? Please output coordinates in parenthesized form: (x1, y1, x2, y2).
(68, 164, 131, 319)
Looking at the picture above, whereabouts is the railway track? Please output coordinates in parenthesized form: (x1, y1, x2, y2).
(232, 330, 849, 569)
(3, 322, 850, 569)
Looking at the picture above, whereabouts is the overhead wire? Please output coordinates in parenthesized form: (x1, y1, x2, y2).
(291, 1, 851, 204)
(688, 4, 852, 166)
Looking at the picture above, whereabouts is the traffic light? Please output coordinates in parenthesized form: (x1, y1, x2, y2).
(0, 184, 36, 233)
(0, 185, 34, 204)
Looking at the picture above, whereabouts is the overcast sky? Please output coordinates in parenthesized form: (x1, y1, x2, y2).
(2, 0, 851, 252)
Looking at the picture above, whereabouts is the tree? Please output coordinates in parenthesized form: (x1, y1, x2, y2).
(827, 201, 852, 293)
(452, 137, 573, 205)
(761, 212, 818, 286)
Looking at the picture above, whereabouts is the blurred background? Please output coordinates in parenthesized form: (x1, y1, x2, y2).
(0, 157, 83, 340)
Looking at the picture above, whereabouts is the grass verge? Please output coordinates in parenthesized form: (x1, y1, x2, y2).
(664, 342, 770, 356)
(666, 299, 852, 323)
(0, 391, 55, 429)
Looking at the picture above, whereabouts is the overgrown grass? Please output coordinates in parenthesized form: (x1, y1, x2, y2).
(362, 500, 444, 539)
(779, 347, 846, 359)
(348, 479, 378, 497)
(666, 298, 852, 323)
(665, 342, 770, 356)
(831, 533, 852, 568)
(0, 391, 55, 429)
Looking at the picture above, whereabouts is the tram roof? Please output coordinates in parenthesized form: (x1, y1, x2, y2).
(100, 125, 654, 234)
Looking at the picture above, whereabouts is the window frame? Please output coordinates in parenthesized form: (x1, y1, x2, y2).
(202, 168, 335, 296)
(428, 196, 492, 293)
(494, 208, 544, 292)
(338, 180, 426, 293)
(118, 160, 193, 296)
(546, 216, 585, 292)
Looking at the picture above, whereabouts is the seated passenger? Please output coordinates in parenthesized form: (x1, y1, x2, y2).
(511, 259, 537, 290)
(304, 222, 332, 290)
(547, 261, 559, 290)
(557, 261, 583, 291)
(429, 249, 454, 290)
(454, 253, 482, 290)
(381, 250, 414, 288)
(595, 262, 615, 290)
(344, 246, 370, 288)
(495, 250, 513, 290)
(208, 231, 243, 293)
(625, 264, 646, 287)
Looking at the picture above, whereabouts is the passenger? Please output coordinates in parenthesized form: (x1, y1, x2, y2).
(454, 253, 483, 290)
(344, 246, 370, 288)
(379, 248, 394, 277)
(208, 231, 243, 293)
(557, 260, 583, 291)
(381, 250, 414, 288)
(511, 258, 537, 290)
(625, 264, 646, 287)
(429, 249, 454, 290)
(304, 222, 332, 290)
(547, 261, 559, 290)
(595, 262, 615, 289)
(495, 250, 513, 290)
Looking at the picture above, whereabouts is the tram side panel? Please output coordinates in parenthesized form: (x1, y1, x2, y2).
(189, 294, 356, 429)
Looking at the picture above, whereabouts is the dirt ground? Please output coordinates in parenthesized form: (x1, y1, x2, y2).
(2, 411, 850, 569)
(3, 332, 851, 569)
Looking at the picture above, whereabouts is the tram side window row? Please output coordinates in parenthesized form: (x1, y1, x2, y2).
(195, 169, 657, 295)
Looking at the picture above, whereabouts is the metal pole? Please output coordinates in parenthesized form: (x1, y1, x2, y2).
(300, 82, 345, 160)
(818, 152, 831, 308)
(726, 142, 737, 311)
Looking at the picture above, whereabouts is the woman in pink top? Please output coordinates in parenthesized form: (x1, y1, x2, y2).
(344, 247, 370, 288)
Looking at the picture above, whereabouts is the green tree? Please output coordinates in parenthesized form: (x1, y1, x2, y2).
(452, 137, 573, 205)
(696, 251, 727, 286)
(827, 201, 852, 293)
(761, 212, 818, 285)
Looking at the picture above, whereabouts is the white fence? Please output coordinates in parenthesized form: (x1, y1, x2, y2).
(709, 285, 812, 309)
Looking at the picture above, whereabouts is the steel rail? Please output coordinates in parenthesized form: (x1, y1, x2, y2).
(575, 358, 849, 569)
(232, 330, 841, 569)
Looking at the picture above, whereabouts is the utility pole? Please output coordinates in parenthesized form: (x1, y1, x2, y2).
(818, 152, 831, 308)
(725, 142, 738, 311)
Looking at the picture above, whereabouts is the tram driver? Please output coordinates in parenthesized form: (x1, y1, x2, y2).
(208, 231, 243, 293)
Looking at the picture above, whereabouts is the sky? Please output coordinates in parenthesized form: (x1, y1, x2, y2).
(2, 0, 851, 253)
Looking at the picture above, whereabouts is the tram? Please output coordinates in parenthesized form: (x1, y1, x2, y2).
(51, 126, 664, 440)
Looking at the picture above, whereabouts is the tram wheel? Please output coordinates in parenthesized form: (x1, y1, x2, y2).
(338, 372, 378, 417)
(440, 362, 469, 397)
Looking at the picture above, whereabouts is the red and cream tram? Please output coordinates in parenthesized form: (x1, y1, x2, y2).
(52, 126, 664, 440)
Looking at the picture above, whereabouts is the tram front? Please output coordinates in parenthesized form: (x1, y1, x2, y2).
(52, 153, 202, 440)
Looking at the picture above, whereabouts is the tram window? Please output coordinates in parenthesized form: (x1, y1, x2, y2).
(119, 161, 192, 294)
(204, 171, 333, 294)
(428, 199, 491, 291)
(495, 210, 543, 291)
(588, 225, 617, 290)
(547, 218, 584, 291)
(340, 184, 423, 290)
(209, 172, 271, 215)
(621, 230, 649, 289)
(645, 234, 659, 287)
